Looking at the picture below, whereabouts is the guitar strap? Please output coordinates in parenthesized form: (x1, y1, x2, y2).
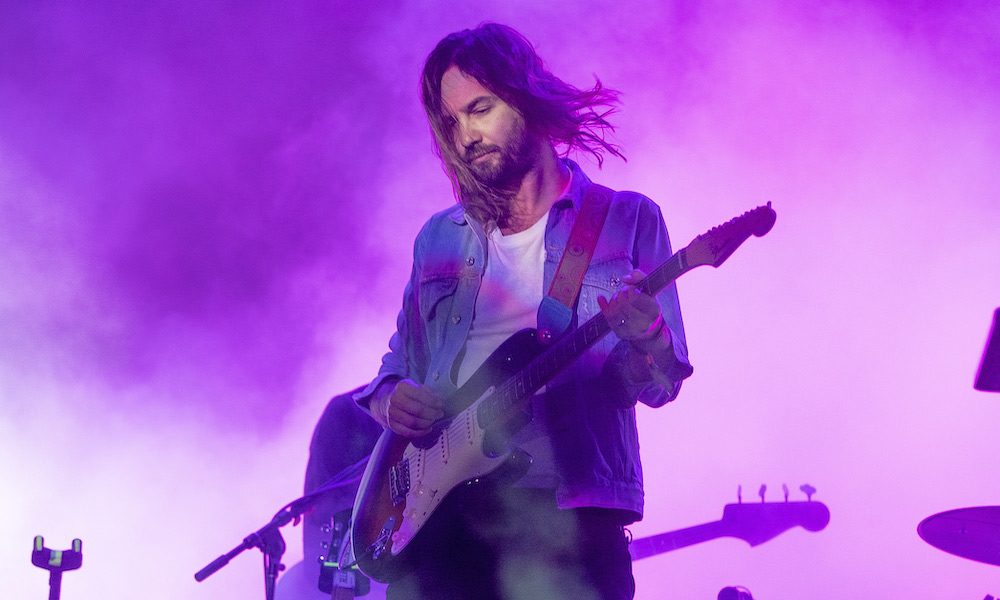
(536, 183, 614, 343)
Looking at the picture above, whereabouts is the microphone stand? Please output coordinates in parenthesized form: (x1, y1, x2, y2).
(194, 459, 367, 599)
(194, 493, 322, 600)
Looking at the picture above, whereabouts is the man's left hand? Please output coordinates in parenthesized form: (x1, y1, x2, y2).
(598, 269, 669, 349)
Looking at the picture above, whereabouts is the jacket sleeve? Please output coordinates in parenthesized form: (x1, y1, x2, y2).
(604, 196, 693, 408)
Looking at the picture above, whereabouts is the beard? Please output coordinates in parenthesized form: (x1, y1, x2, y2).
(463, 117, 538, 191)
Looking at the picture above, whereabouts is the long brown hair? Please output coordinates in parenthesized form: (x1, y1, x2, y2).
(421, 23, 624, 227)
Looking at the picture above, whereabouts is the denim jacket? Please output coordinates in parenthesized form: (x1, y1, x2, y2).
(357, 160, 692, 522)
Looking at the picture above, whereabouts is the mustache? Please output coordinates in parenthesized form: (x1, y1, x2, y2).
(463, 144, 500, 163)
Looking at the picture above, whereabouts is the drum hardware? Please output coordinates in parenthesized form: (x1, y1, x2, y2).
(912, 309, 1000, 600)
(975, 307, 1000, 392)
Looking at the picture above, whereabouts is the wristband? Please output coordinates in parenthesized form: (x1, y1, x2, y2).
(634, 313, 665, 342)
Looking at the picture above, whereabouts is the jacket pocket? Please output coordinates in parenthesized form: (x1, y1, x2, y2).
(579, 254, 633, 318)
(571, 254, 633, 378)
(418, 275, 460, 323)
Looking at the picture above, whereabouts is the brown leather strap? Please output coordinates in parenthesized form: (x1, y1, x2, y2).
(537, 184, 613, 341)
(548, 183, 613, 306)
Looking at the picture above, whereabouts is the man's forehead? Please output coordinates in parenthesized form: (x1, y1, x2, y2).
(441, 66, 495, 112)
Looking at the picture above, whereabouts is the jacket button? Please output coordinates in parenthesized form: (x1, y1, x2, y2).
(452, 315, 462, 324)
(466, 257, 476, 266)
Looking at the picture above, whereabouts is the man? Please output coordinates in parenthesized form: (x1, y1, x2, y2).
(356, 23, 693, 600)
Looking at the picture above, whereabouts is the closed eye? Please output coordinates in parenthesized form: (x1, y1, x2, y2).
(466, 97, 494, 116)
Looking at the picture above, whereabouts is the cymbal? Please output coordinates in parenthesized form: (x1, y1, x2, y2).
(918, 506, 1000, 566)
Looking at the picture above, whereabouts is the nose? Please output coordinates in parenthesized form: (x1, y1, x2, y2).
(456, 119, 481, 151)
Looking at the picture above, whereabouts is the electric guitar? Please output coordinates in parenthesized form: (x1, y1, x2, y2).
(352, 203, 778, 582)
(629, 490, 830, 560)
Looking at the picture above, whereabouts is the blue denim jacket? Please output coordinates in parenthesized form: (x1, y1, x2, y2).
(358, 160, 692, 522)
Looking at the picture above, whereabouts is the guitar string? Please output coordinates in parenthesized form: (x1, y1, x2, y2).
(403, 251, 686, 478)
(439, 315, 605, 449)
(404, 220, 746, 457)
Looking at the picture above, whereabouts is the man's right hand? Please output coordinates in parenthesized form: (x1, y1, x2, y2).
(372, 379, 445, 438)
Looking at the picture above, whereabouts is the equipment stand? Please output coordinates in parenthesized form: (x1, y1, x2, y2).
(195, 507, 295, 600)
(195, 478, 357, 600)
(31, 536, 83, 600)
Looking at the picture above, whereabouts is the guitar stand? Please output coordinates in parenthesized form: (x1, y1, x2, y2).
(31, 536, 83, 600)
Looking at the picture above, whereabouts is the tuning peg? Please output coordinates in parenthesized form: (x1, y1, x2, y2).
(799, 484, 816, 501)
(758, 484, 766, 503)
(737, 485, 743, 504)
(782, 483, 789, 502)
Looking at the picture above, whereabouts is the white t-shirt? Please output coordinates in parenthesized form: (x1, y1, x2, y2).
(456, 211, 549, 387)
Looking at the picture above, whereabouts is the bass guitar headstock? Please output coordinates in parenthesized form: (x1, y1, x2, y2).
(720, 483, 830, 546)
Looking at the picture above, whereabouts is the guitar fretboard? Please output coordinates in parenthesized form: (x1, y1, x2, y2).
(628, 521, 727, 560)
(476, 248, 691, 428)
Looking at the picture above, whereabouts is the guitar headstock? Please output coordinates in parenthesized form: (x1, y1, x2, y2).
(720, 498, 830, 547)
(685, 203, 777, 269)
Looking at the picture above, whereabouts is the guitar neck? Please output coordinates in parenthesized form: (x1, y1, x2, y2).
(636, 247, 692, 297)
(629, 520, 729, 560)
(477, 249, 693, 427)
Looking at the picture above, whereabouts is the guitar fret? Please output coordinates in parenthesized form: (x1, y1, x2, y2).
(527, 365, 545, 390)
(478, 234, 691, 431)
(532, 360, 545, 386)
(558, 343, 571, 365)
(358, 206, 777, 579)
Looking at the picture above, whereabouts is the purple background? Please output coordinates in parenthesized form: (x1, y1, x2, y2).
(3, 2, 999, 598)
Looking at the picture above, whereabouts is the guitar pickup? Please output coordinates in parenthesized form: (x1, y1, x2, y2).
(389, 458, 410, 505)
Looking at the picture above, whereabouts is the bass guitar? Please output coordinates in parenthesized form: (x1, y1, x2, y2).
(352, 203, 777, 582)
(629, 486, 830, 560)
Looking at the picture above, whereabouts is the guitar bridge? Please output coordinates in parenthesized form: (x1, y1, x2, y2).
(389, 458, 410, 505)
